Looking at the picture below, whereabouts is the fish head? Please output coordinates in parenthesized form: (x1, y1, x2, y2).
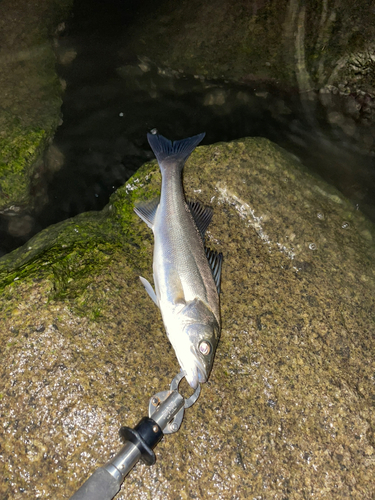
(170, 298, 220, 389)
(182, 321, 219, 389)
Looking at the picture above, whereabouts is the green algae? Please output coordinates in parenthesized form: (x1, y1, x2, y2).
(0, 159, 160, 319)
(0, 119, 47, 206)
(0, 0, 73, 211)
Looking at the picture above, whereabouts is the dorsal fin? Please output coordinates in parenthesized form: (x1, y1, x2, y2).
(205, 247, 223, 294)
(134, 196, 160, 229)
(187, 201, 213, 239)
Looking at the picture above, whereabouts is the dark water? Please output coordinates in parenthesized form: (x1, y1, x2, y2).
(1, 0, 374, 255)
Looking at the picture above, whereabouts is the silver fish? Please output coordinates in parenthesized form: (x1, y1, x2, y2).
(134, 132, 222, 389)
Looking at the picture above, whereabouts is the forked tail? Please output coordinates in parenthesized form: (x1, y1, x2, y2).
(147, 132, 205, 171)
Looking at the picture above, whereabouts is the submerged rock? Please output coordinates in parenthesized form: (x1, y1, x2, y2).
(124, 0, 375, 95)
(0, 137, 374, 498)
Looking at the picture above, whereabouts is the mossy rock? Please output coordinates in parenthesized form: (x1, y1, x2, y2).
(0, 113, 47, 208)
(0, 138, 374, 498)
(0, 0, 72, 211)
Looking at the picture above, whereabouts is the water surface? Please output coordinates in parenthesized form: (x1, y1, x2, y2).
(1, 0, 374, 255)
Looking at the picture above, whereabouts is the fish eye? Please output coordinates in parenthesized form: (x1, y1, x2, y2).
(198, 340, 212, 356)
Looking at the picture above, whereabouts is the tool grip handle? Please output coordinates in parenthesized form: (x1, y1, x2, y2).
(69, 467, 121, 500)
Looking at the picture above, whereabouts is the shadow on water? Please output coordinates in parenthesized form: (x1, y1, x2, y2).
(1, 0, 374, 255)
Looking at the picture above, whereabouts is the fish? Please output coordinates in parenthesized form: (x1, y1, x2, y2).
(134, 132, 222, 389)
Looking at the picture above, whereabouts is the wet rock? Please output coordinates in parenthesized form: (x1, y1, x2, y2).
(203, 89, 227, 106)
(7, 215, 35, 238)
(0, 0, 72, 213)
(0, 137, 374, 498)
(45, 144, 65, 173)
(123, 0, 375, 96)
(57, 47, 77, 66)
(116, 65, 145, 79)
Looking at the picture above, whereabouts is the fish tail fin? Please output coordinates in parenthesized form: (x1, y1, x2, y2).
(147, 132, 205, 170)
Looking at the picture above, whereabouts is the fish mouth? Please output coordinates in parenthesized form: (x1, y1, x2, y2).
(184, 360, 207, 389)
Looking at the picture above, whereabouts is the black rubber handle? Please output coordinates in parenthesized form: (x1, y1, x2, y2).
(69, 467, 121, 500)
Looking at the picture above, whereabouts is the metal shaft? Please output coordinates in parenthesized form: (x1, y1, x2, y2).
(69, 389, 185, 500)
(151, 391, 184, 430)
(104, 441, 141, 482)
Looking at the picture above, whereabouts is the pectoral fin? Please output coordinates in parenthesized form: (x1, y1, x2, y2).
(134, 197, 160, 229)
(139, 276, 159, 307)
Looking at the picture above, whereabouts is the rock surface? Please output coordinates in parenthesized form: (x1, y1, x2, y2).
(0, 137, 374, 499)
(0, 0, 72, 213)
(124, 0, 375, 95)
